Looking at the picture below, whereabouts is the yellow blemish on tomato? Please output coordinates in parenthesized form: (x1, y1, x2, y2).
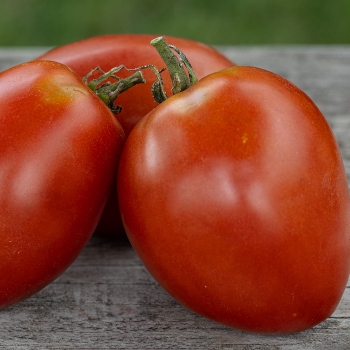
(242, 133, 248, 144)
(293, 313, 297, 317)
(37, 73, 89, 106)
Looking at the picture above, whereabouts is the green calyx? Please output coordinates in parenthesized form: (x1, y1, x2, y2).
(83, 36, 198, 112)
(83, 66, 146, 114)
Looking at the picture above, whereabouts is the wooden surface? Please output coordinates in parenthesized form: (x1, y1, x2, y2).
(1, 46, 350, 349)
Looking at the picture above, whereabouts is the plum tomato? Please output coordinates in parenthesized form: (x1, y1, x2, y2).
(117, 66, 350, 334)
(0, 60, 124, 309)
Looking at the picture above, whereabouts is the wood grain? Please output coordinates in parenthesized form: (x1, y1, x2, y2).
(0, 46, 350, 350)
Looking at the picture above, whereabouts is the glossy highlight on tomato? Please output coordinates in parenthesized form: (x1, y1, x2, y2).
(37, 34, 235, 237)
(0, 60, 125, 309)
(117, 66, 350, 334)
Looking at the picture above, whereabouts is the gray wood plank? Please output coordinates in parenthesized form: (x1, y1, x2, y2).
(1, 46, 350, 349)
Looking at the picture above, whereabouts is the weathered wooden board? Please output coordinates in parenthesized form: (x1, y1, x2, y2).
(0, 46, 350, 350)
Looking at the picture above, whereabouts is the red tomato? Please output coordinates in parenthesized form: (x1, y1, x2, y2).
(37, 34, 235, 237)
(0, 61, 124, 310)
(117, 66, 350, 334)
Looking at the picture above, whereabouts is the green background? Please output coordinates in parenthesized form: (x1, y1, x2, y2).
(1, 0, 349, 46)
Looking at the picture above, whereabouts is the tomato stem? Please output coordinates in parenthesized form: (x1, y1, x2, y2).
(83, 36, 199, 112)
(150, 37, 198, 95)
(168, 45, 198, 85)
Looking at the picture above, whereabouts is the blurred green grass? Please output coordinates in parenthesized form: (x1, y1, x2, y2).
(1, 0, 349, 46)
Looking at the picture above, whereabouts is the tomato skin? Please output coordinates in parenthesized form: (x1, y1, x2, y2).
(37, 34, 235, 237)
(0, 61, 124, 309)
(118, 66, 350, 334)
